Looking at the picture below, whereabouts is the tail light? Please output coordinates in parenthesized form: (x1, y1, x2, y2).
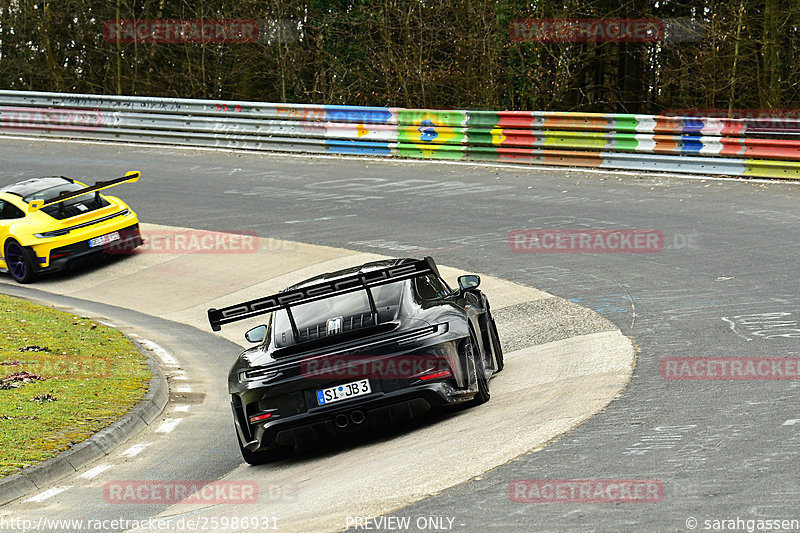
(249, 412, 272, 424)
(419, 369, 453, 381)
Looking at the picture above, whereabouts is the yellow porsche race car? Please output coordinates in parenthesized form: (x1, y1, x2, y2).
(0, 171, 143, 283)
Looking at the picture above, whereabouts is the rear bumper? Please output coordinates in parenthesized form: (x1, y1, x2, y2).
(236, 382, 471, 452)
(37, 223, 142, 273)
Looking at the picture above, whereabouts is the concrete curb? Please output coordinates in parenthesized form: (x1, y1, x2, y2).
(0, 334, 168, 506)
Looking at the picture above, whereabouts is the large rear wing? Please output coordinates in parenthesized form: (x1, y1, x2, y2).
(27, 170, 140, 212)
(207, 256, 440, 333)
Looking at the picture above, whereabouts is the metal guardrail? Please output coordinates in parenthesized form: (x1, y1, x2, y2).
(1, 90, 799, 179)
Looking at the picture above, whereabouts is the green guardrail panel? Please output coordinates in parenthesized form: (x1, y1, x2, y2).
(397, 142, 465, 160)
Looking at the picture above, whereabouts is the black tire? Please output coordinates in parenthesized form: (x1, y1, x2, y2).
(487, 312, 504, 372)
(466, 333, 490, 406)
(4, 240, 37, 284)
(237, 430, 292, 465)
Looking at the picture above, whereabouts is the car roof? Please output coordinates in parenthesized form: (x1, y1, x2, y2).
(284, 258, 415, 291)
(0, 177, 73, 198)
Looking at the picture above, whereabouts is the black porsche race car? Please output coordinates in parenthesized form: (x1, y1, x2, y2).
(207, 256, 504, 464)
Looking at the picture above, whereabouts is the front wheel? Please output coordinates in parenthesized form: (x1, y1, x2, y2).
(4, 240, 37, 283)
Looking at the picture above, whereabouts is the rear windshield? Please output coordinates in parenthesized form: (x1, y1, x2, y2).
(23, 182, 91, 204)
(23, 182, 109, 219)
(272, 280, 406, 345)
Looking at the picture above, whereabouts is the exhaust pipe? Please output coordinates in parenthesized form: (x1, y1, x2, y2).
(350, 410, 366, 425)
(334, 414, 349, 428)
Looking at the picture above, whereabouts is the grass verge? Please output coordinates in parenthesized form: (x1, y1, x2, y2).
(0, 294, 150, 478)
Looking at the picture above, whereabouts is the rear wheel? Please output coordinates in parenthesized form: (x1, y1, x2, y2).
(487, 312, 504, 372)
(4, 240, 37, 284)
(237, 429, 292, 465)
(466, 333, 490, 406)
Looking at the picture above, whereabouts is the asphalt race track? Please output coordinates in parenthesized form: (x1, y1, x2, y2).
(0, 220, 635, 532)
(2, 137, 800, 532)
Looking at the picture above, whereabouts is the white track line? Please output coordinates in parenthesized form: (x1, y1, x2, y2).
(138, 339, 179, 367)
(78, 464, 114, 480)
(155, 418, 182, 433)
(783, 419, 800, 426)
(23, 486, 72, 503)
(120, 443, 152, 457)
(173, 404, 191, 413)
(176, 385, 192, 393)
(286, 214, 359, 224)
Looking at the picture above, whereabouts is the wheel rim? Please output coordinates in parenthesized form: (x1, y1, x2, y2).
(5, 242, 28, 280)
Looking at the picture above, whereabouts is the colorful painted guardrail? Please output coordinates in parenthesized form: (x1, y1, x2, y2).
(1, 90, 799, 179)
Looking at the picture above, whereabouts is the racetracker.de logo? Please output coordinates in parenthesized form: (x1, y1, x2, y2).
(509, 479, 663, 503)
(509, 229, 663, 253)
(661, 357, 800, 380)
(106, 228, 258, 255)
(103, 20, 260, 43)
(12, 357, 112, 379)
(103, 481, 258, 504)
(301, 355, 452, 380)
(0, 107, 103, 131)
(510, 18, 664, 42)
(662, 108, 800, 130)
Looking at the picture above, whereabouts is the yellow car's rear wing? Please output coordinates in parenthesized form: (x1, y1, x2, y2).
(27, 171, 140, 212)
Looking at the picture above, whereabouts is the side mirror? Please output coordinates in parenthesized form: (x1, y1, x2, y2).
(245, 325, 267, 344)
(27, 200, 44, 213)
(457, 275, 481, 291)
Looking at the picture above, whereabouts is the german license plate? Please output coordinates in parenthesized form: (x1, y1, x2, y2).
(316, 379, 371, 406)
(89, 231, 120, 248)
